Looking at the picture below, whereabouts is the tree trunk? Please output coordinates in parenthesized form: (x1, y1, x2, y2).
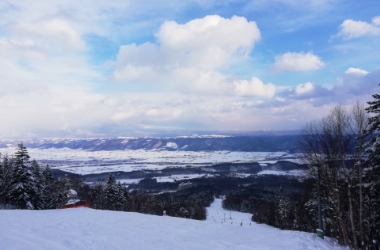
(348, 186, 358, 250)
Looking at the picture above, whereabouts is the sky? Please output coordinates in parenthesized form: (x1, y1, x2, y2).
(0, 0, 379, 138)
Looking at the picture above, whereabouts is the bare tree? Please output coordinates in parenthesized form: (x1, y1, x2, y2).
(299, 104, 369, 249)
(351, 101, 369, 247)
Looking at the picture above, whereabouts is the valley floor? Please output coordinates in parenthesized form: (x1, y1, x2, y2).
(0, 199, 346, 250)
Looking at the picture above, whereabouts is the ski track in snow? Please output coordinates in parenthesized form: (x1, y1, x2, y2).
(0, 199, 347, 250)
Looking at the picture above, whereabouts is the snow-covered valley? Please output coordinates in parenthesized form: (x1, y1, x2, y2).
(0, 199, 346, 250)
(0, 146, 298, 174)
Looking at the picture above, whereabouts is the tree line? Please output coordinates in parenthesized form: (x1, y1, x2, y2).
(89, 173, 213, 220)
(0, 144, 69, 209)
(0, 145, 213, 220)
(221, 92, 380, 250)
(228, 97, 378, 249)
(298, 96, 380, 250)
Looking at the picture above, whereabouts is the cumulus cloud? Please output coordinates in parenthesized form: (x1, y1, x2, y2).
(113, 15, 271, 98)
(282, 67, 379, 107)
(115, 15, 260, 71)
(337, 16, 380, 39)
(281, 82, 332, 103)
(171, 70, 276, 98)
(271, 52, 324, 72)
(155, 15, 260, 69)
(233, 78, 275, 98)
(332, 67, 376, 97)
(276, 66, 378, 107)
(294, 82, 314, 95)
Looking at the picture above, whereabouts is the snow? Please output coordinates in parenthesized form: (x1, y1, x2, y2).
(0, 199, 347, 250)
(116, 178, 142, 185)
(154, 174, 214, 183)
(206, 198, 254, 226)
(66, 199, 81, 205)
(166, 142, 178, 148)
(175, 134, 232, 138)
(0, 147, 295, 175)
(110, 174, 215, 185)
(68, 189, 77, 196)
(257, 169, 307, 176)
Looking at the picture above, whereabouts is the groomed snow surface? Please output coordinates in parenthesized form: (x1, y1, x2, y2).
(0, 199, 347, 250)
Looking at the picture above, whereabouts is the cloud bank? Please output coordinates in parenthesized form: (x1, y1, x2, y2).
(113, 15, 275, 98)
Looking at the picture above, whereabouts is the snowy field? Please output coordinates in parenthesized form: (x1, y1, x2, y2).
(97, 174, 216, 185)
(0, 147, 296, 175)
(257, 169, 306, 176)
(0, 199, 346, 250)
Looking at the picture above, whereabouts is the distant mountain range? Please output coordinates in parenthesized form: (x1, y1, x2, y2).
(0, 135, 302, 152)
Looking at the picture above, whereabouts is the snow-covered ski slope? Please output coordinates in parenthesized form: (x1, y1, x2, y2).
(0, 199, 346, 250)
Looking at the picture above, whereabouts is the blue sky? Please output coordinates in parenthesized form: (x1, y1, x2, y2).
(0, 0, 379, 138)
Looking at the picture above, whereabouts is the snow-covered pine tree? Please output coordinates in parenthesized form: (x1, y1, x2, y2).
(102, 173, 118, 210)
(7, 144, 37, 209)
(52, 175, 70, 209)
(0, 154, 14, 205)
(275, 187, 291, 229)
(31, 160, 43, 209)
(116, 181, 127, 211)
(363, 91, 380, 249)
(41, 165, 56, 209)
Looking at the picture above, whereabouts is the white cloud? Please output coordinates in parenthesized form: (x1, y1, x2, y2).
(0, 38, 45, 59)
(281, 81, 332, 103)
(344, 67, 368, 76)
(0, 67, 377, 138)
(113, 15, 270, 97)
(331, 67, 372, 96)
(12, 19, 85, 50)
(337, 16, 380, 40)
(110, 105, 182, 122)
(373, 16, 380, 26)
(155, 15, 260, 69)
(3, 20, 86, 57)
(115, 15, 260, 72)
(233, 78, 275, 98)
(272, 52, 324, 72)
(295, 82, 314, 95)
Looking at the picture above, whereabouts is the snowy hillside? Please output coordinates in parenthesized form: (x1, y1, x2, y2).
(0, 199, 346, 250)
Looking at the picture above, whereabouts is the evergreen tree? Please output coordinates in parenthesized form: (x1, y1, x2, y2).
(31, 160, 43, 209)
(7, 144, 36, 209)
(116, 181, 126, 210)
(275, 187, 291, 229)
(41, 165, 56, 209)
(102, 174, 118, 210)
(52, 175, 69, 208)
(363, 91, 380, 249)
(0, 154, 14, 204)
